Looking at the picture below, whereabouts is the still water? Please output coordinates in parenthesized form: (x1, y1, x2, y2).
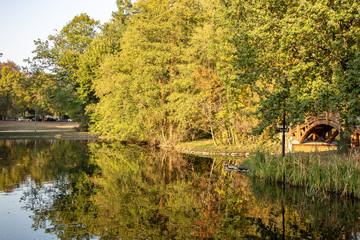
(1, 139, 360, 239)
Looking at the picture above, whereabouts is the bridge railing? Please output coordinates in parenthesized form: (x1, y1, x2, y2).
(289, 112, 340, 142)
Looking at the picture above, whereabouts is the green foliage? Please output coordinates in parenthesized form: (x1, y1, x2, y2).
(28, 13, 100, 122)
(88, 0, 258, 145)
(76, 22, 124, 105)
(189, 0, 257, 145)
(90, 0, 206, 143)
(231, 0, 360, 137)
(0, 61, 31, 118)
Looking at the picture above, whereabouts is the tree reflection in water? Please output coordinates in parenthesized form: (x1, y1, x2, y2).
(1, 140, 360, 239)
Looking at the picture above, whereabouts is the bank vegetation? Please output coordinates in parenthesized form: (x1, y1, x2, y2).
(1, 0, 360, 152)
(248, 151, 360, 198)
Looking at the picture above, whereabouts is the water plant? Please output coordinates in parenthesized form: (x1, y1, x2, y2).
(247, 151, 360, 198)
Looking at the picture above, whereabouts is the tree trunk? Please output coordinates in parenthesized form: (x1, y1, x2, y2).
(338, 128, 351, 154)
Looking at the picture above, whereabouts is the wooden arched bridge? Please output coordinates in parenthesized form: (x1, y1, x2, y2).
(289, 113, 360, 149)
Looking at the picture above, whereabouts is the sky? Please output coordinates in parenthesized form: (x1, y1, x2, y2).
(0, 0, 118, 67)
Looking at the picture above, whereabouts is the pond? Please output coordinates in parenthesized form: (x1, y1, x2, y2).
(1, 139, 360, 239)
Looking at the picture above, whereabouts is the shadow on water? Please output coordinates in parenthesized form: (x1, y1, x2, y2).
(0, 140, 360, 239)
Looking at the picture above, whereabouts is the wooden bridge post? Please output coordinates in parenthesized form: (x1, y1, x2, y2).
(351, 132, 359, 148)
(296, 125, 300, 142)
(326, 112, 329, 126)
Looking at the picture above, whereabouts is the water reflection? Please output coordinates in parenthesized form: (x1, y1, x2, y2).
(0, 140, 360, 239)
(250, 181, 360, 239)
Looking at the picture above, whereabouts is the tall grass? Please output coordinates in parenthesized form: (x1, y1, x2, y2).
(248, 151, 360, 198)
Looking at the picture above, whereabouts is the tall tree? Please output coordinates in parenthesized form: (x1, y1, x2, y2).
(0, 61, 30, 118)
(91, 0, 204, 143)
(29, 14, 100, 124)
(75, 1, 133, 107)
(188, 0, 256, 145)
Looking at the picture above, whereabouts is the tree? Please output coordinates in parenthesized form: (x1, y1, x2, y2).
(231, 0, 360, 151)
(91, 0, 205, 143)
(75, 1, 132, 107)
(188, 0, 257, 145)
(0, 61, 30, 118)
(29, 14, 100, 124)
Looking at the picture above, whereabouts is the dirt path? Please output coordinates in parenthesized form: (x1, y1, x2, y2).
(0, 121, 80, 132)
(0, 121, 98, 140)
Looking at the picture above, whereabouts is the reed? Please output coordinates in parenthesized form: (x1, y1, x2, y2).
(247, 151, 360, 198)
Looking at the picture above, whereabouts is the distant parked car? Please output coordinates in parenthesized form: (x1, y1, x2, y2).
(31, 117, 42, 121)
(44, 117, 56, 122)
(67, 119, 73, 122)
(18, 116, 25, 121)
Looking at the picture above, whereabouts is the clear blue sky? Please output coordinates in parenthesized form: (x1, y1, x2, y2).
(0, 0, 118, 67)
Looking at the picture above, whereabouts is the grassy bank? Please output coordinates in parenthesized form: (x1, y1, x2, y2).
(247, 151, 360, 198)
(175, 139, 281, 154)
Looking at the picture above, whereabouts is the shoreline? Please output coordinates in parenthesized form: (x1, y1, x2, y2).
(0, 132, 98, 140)
(159, 144, 251, 158)
(0, 121, 98, 140)
(2, 122, 356, 199)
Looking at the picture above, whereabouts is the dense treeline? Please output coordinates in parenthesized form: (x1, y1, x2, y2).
(89, 0, 251, 144)
(2, 0, 360, 146)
